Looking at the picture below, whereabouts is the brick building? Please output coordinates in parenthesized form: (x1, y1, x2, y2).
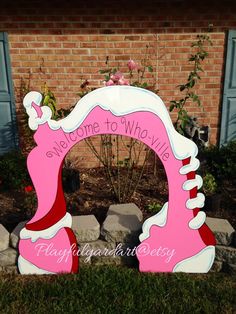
(0, 0, 235, 167)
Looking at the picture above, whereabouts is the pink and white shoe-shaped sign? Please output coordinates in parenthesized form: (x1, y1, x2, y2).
(19, 86, 215, 274)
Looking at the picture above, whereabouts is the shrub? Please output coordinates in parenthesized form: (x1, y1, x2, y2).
(202, 173, 217, 196)
(146, 202, 162, 214)
(0, 150, 31, 190)
(200, 140, 236, 183)
(62, 159, 80, 193)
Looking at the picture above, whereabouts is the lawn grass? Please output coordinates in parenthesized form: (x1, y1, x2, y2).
(0, 266, 235, 314)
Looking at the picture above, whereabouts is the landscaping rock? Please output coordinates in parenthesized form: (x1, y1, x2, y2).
(10, 221, 26, 248)
(210, 260, 223, 272)
(115, 242, 138, 266)
(205, 217, 235, 245)
(116, 242, 138, 254)
(79, 256, 91, 265)
(78, 240, 116, 264)
(72, 215, 100, 242)
(0, 248, 17, 267)
(215, 245, 236, 264)
(0, 266, 18, 274)
(101, 214, 142, 243)
(79, 240, 116, 253)
(0, 224, 9, 251)
(108, 203, 143, 222)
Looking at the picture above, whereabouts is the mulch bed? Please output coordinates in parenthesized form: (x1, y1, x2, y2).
(0, 165, 235, 232)
(66, 166, 169, 225)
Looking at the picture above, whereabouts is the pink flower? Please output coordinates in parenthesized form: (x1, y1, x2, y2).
(127, 59, 138, 71)
(105, 79, 115, 86)
(118, 78, 130, 85)
(110, 71, 123, 82)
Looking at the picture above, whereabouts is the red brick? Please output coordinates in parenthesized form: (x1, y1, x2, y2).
(1, 1, 235, 157)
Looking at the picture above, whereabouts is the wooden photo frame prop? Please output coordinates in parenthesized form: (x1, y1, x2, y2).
(18, 86, 215, 274)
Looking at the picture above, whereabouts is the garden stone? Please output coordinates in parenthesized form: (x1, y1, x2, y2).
(0, 266, 18, 274)
(108, 203, 143, 222)
(115, 242, 139, 266)
(205, 217, 235, 245)
(210, 260, 222, 272)
(117, 242, 139, 253)
(79, 256, 91, 266)
(72, 215, 100, 242)
(0, 248, 17, 266)
(69, 245, 91, 267)
(215, 245, 236, 264)
(0, 224, 9, 251)
(101, 213, 142, 244)
(78, 240, 116, 264)
(10, 221, 26, 248)
(79, 240, 115, 252)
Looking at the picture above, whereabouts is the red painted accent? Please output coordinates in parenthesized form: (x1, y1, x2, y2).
(182, 158, 216, 246)
(65, 227, 79, 273)
(199, 224, 216, 246)
(26, 163, 66, 231)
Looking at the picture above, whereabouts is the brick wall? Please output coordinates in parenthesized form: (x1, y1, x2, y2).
(1, 0, 236, 167)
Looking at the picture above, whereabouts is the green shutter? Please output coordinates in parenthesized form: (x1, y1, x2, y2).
(220, 30, 236, 145)
(0, 32, 18, 155)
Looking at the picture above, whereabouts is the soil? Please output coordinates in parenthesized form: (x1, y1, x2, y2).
(0, 166, 235, 232)
(66, 166, 169, 225)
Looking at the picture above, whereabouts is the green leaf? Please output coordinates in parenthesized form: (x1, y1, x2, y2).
(124, 157, 130, 161)
(99, 69, 111, 74)
(197, 66, 203, 73)
(179, 85, 186, 92)
(147, 66, 153, 72)
(189, 55, 196, 61)
(189, 79, 195, 88)
(199, 55, 205, 61)
(43, 95, 50, 105)
(195, 73, 201, 79)
(181, 119, 187, 129)
(169, 104, 175, 112)
(48, 103, 55, 116)
(141, 82, 148, 88)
